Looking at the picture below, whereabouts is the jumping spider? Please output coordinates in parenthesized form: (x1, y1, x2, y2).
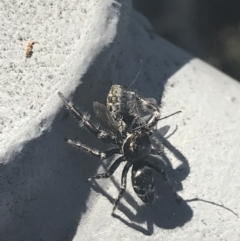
(58, 85, 181, 215)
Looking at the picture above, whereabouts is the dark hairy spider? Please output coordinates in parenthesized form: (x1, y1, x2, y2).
(58, 85, 181, 215)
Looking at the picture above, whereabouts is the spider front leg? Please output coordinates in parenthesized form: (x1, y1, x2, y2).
(112, 162, 132, 215)
(145, 161, 182, 202)
(58, 92, 117, 144)
(66, 139, 121, 160)
(87, 156, 125, 181)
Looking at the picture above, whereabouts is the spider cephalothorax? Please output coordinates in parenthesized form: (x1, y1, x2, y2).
(123, 131, 151, 160)
(58, 85, 181, 215)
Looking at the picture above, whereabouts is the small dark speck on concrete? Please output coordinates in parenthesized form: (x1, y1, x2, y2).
(177, 167, 184, 172)
(231, 97, 236, 102)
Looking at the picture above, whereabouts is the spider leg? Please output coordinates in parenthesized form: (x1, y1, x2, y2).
(88, 156, 125, 181)
(66, 139, 121, 159)
(58, 92, 117, 144)
(112, 162, 132, 215)
(144, 161, 182, 202)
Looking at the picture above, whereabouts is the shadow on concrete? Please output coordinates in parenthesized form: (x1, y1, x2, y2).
(0, 48, 117, 241)
(0, 25, 194, 241)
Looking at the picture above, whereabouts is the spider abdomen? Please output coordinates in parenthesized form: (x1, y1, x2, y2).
(132, 163, 155, 204)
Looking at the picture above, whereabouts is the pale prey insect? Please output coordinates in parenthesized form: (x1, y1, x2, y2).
(58, 87, 181, 215)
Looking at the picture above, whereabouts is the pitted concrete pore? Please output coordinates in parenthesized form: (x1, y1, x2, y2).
(0, 0, 131, 163)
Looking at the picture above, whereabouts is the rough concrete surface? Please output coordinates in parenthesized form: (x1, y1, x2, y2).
(0, 0, 240, 241)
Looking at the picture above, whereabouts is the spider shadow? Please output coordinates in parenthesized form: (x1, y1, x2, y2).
(89, 170, 192, 236)
(89, 128, 192, 236)
(154, 128, 190, 183)
(114, 189, 193, 235)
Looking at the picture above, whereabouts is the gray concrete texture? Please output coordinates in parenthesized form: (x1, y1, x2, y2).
(0, 0, 240, 240)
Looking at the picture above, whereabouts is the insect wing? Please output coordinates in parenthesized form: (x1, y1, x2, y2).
(93, 102, 121, 134)
(132, 163, 155, 204)
(136, 96, 159, 116)
(125, 89, 159, 118)
(144, 98, 157, 106)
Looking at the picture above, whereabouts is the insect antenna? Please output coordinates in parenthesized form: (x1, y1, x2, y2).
(126, 59, 143, 91)
(159, 110, 182, 121)
(186, 197, 239, 218)
(132, 110, 181, 131)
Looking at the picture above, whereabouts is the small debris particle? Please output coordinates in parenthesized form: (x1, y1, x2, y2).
(25, 40, 36, 58)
